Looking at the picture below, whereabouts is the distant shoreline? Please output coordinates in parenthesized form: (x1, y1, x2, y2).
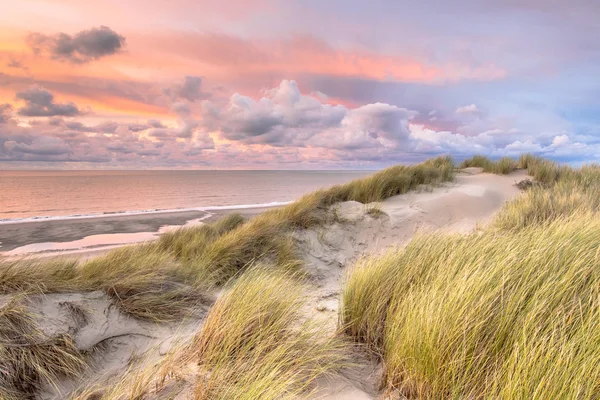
(0, 206, 277, 254)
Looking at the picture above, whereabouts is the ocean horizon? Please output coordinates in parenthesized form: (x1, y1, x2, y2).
(0, 170, 371, 223)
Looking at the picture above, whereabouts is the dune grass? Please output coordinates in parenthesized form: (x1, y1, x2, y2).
(342, 215, 600, 399)
(179, 155, 455, 285)
(0, 297, 85, 400)
(0, 156, 455, 398)
(71, 268, 347, 400)
(460, 155, 518, 174)
(191, 268, 347, 400)
(341, 158, 600, 399)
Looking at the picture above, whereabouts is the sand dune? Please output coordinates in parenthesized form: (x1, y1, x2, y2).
(300, 168, 528, 399)
(0, 168, 529, 399)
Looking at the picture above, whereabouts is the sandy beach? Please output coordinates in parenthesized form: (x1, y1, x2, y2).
(0, 206, 277, 256)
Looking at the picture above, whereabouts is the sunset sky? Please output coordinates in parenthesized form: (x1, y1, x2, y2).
(1, 0, 598, 168)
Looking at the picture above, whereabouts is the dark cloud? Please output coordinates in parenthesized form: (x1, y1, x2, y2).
(0, 104, 13, 124)
(148, 119, 167, 128)
(200, 80, 346, 146)
(7, 59, 25, 69)
(165, 76, 210, 102)
(26, 26, 125, 64)
(128, 123, 150, 132)
(15, 86, 81, 117)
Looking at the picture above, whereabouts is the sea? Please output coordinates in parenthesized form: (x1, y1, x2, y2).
(0, 170, 372, 223)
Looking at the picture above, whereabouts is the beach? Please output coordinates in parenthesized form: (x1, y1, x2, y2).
(0, 206, 277, 255)
(6, 156, 596, 400)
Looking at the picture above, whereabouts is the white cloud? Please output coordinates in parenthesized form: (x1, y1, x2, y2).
(455, 104, 479, 115)
(551, 134, 570, 147)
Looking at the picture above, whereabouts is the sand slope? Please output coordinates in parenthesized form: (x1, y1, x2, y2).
(300, 169, 528, 399)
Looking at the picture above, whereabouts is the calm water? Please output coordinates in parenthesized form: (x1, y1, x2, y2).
(0, 170, 371, 222)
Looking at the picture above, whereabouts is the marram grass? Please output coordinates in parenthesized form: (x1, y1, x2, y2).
(0, 296, 85, 400)
(342, 214, 600, 398)
(71, 268, 348, 400)
(192, 268, 347, 400)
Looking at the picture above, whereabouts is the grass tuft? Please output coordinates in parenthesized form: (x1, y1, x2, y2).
(0, 297, 85, 400)
(460, 155, 518, 174)
(342, 213, 600, 398)
(192, 268, 347, 400)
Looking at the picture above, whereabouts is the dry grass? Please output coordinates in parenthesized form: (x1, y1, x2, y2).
(0, 157, 456, 295)
(70, 269, 348, 400)
(342, 158, 600, 399)
(460, 155, 518, 174)
(192, 268, 347, 400)
(0, 156, 455, 399)
(0, 296, 85, 400)
(342, 215, 600, 399)
(493, 156, 600, 230)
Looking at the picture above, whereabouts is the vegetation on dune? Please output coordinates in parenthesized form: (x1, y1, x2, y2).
(0, 156, 457, 399)
(192, 268, 347, 399)
(0, 297, 85, 400)
(71, 269, 347, 400)
(0, 155, 457, 303)
(342, 156, 600, 398)
(460, 155, 518, 174)
(181, 155, 455, 285)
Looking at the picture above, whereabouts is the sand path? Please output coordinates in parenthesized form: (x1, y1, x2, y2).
(300, 169, 528, 399)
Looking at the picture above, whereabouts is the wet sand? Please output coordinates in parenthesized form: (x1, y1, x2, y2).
(0, 206, 275, 254)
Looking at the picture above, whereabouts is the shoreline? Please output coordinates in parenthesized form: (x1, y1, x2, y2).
(0, 206, 277, 255)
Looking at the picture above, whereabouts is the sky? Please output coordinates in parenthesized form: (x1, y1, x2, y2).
(0, 0, 599, 169)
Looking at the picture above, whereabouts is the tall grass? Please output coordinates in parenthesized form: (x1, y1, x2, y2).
(0, 297, 85, 399)
(0, 156, 456, 299)
(0, 156, 455, 398)
(181, 156, 455, 285)
(342, 215, 600, 399)
(192, 268, 347, 399)
(460, 155, 518, 174)
(0, 246, 211, 322)
(342, 157, 600, 398)
(78, 269, 347, 399)
(493, 156, 600, 230)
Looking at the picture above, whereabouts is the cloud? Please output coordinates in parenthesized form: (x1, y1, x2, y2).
(455, 104, 480, 115)
(7, 60, 25, 69)
(551, 134, 570, 147)
(15, 86, 81, 117)
(0, 104, 13, 124)
(165, 76, 210, 102)
(26, 26, 125, 64)
(200, 80, 346, 146)
(4, 136, 70, 156)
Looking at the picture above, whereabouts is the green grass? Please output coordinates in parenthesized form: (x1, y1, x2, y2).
(342, 158, 600, 399)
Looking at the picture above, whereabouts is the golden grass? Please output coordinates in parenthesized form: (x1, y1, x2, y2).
(0, 156, 454, 399)
(70, 268, 347, 400)
(0, 296, 85, 400)
(460, 155, 518, 174)
(192, 268, 347, 400)
(0, 156, 456, 295)
(342, 157, 600, 398)
(342, 215, 600, 398)
(181, 156, 455, 285)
